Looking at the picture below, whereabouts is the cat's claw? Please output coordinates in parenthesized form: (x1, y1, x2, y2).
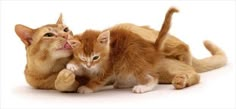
(77, 86, 94, 94)
(66, 63, 79, 72)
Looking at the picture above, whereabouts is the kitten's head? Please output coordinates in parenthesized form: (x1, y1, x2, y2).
(15, 14, 73, 59)
(69, 30, 110, 69)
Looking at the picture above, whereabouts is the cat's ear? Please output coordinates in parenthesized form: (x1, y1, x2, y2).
(56, 13, 63, 24)
(68, 39, 80, 48)
(15, 24, 34, 46)
(97, 30, 110, 45)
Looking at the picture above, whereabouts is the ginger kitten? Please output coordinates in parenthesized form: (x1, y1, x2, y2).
(15, 14, 77, 89)
(66, 8, 178, 94)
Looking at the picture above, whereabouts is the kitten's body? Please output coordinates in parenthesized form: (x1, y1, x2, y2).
(69, 28, 163, 93)
(67, 8, 186, 93)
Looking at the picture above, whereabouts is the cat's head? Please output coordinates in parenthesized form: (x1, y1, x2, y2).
(69, 30, 110, 69)
(15, 14, 73, 59)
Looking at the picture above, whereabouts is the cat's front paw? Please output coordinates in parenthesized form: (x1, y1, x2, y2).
(66, 63, 79, 72)
(55, 69, 76, 91)
(172, 74, 188, 89)
(77, 86, 94, 94)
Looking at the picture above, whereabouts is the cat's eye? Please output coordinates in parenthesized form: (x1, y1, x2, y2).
(64, 27, 69, 32)
(93, 56, 100, 61)
(44, 33, 54, 37)
(79, 56, 86, 62)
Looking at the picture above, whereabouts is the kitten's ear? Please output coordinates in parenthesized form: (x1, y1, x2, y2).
(68, 39, 80, 48)
(15, 24, 34, 46)
(56, 13, 63, 24)
(97, 30, 110, 45)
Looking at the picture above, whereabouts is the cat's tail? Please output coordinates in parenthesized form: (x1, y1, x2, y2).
(154, 7, 178, 51)
(192, 40, 227, 73)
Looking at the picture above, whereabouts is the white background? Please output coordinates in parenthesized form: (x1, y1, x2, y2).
(0, 1, 236, 109)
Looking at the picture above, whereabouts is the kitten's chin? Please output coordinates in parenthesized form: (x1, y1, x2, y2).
(82, 64, 100, 75)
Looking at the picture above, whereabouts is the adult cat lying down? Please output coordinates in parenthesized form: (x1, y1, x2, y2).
(15, 8, 226, 91)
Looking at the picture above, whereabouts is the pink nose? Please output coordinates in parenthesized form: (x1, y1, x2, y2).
(86, 63, 91, 68)
(86, 65, 91, 68)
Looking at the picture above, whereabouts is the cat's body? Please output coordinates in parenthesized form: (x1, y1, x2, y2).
(15, 15, 79, 89)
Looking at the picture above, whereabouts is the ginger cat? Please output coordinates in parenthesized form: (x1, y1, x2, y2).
(15, 14, 79, 89)
(66, 8, 179, 94)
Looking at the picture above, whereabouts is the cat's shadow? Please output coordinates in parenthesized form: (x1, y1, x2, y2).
(12, 84, 173, 98)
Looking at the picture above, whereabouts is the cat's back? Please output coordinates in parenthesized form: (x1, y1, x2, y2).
(109, 28, 157, 60)
(110, 28, 154, 49)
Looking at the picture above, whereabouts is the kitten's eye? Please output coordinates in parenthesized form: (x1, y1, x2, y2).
(80, 57, 86, 62)
(93, 56, 100, 61)
(64, 27, 69, 32)
(44, 33, 54, 37)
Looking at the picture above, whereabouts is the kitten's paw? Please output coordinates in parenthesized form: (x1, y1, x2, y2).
(172, 74, 188, 89)
(66, 63, 79, 72)
(132, 85, 152, 94)
(55, 69, 76, 91)
(77, 86, 94, 94)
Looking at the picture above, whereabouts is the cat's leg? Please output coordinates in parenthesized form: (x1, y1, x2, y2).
(163, 37, 192, 66)
(113, 74, 136, 89)
(159, 58, 200, 89)
(132, 73, 159, 93)
(77, 72, 113, 94)
(55, 69, 79, 92)
(113, 81, 134, 89)
(172, 72, 200, 89)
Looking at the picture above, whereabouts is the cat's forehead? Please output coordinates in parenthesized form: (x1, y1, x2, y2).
(40, 24, 67, 30)
(80, 30, 100, 41)
(75, 30, 101, 56)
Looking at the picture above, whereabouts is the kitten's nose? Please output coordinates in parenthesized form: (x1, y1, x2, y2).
(86, 63, 91, 68)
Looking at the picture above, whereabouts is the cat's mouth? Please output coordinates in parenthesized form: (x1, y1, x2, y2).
(56, 42, 72, 50)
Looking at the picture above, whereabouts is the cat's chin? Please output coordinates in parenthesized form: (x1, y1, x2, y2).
(55, 42, 72, 51)
(52, 50, 72, 59)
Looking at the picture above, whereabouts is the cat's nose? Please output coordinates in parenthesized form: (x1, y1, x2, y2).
(62, 35, 68, 39)
(86, 63, 91, 68)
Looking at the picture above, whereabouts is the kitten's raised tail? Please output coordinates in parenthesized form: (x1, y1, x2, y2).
(154, 7, 178, 51)
(192, 40, 227, 73)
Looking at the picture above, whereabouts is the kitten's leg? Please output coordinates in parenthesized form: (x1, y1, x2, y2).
(113, 81, 133, 89)
(77, 72, 112, 94)
(132, 73, 159, 94)
(55, 69, 79, 92)
(113, 74, 136, 89)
